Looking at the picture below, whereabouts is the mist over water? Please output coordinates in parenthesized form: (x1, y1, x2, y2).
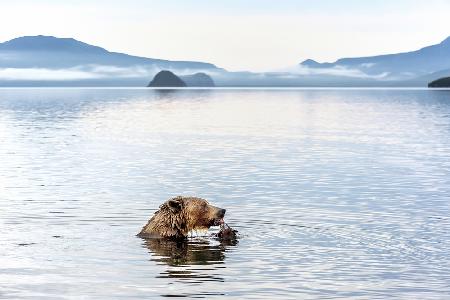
(1, 88, 450, 299)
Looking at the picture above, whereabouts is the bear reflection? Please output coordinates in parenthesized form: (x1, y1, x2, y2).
(142, 237, 238, 281)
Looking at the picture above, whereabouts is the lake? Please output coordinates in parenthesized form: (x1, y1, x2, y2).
(1, 88, 450, 299)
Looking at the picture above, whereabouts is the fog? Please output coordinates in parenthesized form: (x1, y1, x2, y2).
(0, 65, 218, 81)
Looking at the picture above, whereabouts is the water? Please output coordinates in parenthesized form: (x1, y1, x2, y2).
(1, 88, 450, 299)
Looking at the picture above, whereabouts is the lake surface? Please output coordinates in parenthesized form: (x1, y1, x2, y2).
(1, 88, 450, 299)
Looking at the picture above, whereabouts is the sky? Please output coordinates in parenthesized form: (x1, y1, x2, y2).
(0, 0, 450, 71)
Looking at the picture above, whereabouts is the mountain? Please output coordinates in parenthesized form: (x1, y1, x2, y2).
(181, 72, 215, 87)
(0, 35, 219, 70)
(299, 36, 450, 82)
(147, 70, 186, 87)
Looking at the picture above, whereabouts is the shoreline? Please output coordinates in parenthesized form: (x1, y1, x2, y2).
(0, 86, 449, 90)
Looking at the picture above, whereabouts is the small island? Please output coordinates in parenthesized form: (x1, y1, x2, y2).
(147, 70, 215, 87)
(147, 70, 187, 87)
(181, 72, 215, 87)
(428, 77, 450, 88)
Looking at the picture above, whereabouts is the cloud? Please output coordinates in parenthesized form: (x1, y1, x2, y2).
(360, 63, 376, 68)
(279, 65, 390, 80)
(0, 64, 221, 81)
(0, 65, 157, 81)
(0, 67, 97, 80)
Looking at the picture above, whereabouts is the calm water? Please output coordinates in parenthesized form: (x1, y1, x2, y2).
(1, 88, 450, 299)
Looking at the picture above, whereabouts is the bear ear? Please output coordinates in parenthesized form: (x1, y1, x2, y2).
(167, 197, 183, 213)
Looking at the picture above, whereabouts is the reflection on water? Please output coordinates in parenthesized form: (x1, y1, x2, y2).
(1, 88, 450, 299)
(142, 237, 237, 283)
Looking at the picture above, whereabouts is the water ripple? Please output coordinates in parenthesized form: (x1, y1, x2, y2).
(1, 89, 450, 299)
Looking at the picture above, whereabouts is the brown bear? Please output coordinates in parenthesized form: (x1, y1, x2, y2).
(137, 196, 226, 239)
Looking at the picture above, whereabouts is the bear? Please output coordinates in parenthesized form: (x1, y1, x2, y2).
(137, 196, 226, 239)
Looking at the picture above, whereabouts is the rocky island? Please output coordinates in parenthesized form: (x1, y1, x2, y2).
(147, 70, 186, 87)
(147, 70, 215, 87)
(181, 72, 215, 87)
(428, 77, 450, 88)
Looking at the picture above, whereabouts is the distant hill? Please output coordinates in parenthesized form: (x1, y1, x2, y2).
(299, 36, 450, 81)
(0, 35, 219, 70)
(428, 77, 450, 87)
(147, 70, 186, 87)
(181, 72, 215, 87)
(147, 71, 216, 87)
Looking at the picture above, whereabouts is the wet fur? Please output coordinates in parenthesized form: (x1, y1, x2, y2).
(138, 196, 224, 239)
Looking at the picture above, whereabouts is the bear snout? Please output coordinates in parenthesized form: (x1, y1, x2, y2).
(217, 208, 226, 218)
